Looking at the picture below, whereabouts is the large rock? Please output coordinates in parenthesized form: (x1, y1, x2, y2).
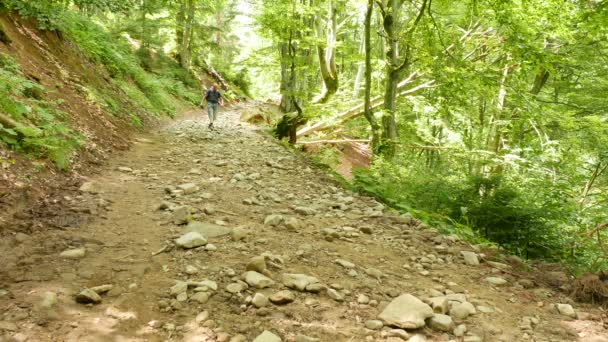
(450, 301, 476, 320)
(75, 289, 102, 304)
(187, 221, 232, 238)
(557, 303, 576, 318)
(281, 274, 319, 291)
(253, 330, 282, 342)
(175, 232, 207, 249)
(460, 251, 479, 266)
(378, 294, 433, 329)
(269, 290, 295, 304)
(244, 271, 275, 289)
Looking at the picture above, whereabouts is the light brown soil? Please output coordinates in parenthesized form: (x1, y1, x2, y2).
(1, 105, 607, 342)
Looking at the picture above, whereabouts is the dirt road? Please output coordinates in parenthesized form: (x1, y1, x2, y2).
(0, 105, 606, 342)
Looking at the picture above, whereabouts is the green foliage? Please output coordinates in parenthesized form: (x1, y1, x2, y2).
(0, 52, 81, 169)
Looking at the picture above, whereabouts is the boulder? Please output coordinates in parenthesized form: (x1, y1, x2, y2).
(378, 294, 433, 329)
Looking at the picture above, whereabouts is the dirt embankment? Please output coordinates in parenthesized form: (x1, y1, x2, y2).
(0, 13, 165, 235)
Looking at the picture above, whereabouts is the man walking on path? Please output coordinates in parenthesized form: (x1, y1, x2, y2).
(201, 84, 223, 129)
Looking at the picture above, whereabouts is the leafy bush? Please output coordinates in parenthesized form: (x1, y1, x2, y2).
(353, 157, 574, 262)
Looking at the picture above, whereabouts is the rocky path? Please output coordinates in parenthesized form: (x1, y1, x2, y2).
(1, 104, 607, 342)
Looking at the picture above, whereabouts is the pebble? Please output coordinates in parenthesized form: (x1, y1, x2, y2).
(454, 324, 467, 336)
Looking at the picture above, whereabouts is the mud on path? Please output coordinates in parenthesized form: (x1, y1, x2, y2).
(1, 104, 607, 342)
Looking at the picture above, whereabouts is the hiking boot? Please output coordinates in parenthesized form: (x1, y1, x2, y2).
(208, 122, 214, 129)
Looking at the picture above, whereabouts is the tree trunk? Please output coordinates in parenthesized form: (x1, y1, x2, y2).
(179, 0, 195, 69)
(314, 0, 338, 103)
(377, 0, 400, 157)
(364, 0, 380, 151)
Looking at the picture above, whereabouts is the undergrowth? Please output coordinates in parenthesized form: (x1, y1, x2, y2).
(0, 53, 81, 169)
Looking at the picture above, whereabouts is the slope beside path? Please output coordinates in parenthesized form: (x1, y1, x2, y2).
(0, 104, 606, 342)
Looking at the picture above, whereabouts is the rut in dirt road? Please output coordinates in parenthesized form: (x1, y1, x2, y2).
(1, 104, 606, 342)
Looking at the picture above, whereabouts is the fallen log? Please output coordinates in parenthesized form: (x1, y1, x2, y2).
(296, 79, 436, 138)
(297, 139, 370, 145)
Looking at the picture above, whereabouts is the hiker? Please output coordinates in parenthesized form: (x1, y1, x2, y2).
(201, 84, 223, 129)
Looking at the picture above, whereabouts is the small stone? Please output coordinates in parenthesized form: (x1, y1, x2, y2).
(226, 283, 247, 294)
(357, 294, 370, 304)
(557, 303, 576, 318)
(172, 206, 190, 225)
(60, 248, 86, 259)
(327, 288, 344, 302)
(232, 227, 248, 241)
(460, 251, 479, 265)
(177, 292, 188, 302)
(427, 297, 449, 314)
(190, 292, 210, 304)
(428, 314, 454, 332)
(252, 293, 270, 308)
(205, 243, 217, 251)
(253, 330, 282, 342)
(264, 214, 284, 227)
(171, 282, 188, 296)
(335, 259, 356, 269)
(244, 271, 275, 289)
(305, 283, 325, 293)
(247, 256, 269, 275)
(90, 284, 113, 294)
(270, 290, 295, 304)
(230, 335, 247, 342)
(282, 273, 319, 291)
(195, 310, 209, 323)
(284, 217, 300, 230)
(295, 335, 319, 342)
(453, 324, 467, 336)
(185, 265, 199, 275)
(40, 292, 58, 309)
(175, 232, 207, 249)
(178, 183, 199, 194)
(75, 289, 101, 304)
(364, 320, 383, 330)
(359, 226, 373, 234)
(485, 277, 508, 286)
